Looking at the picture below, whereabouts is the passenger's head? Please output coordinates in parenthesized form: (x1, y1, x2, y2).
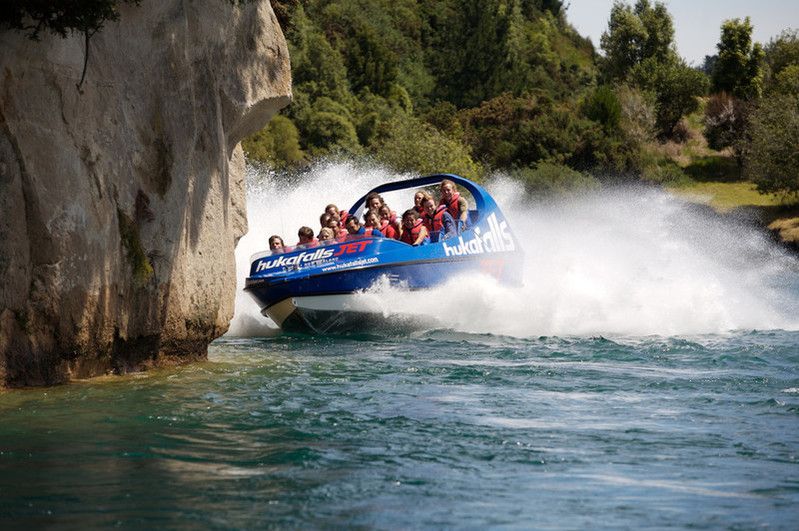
(379, 205, 392, 221)
(327, 214, 341, 229)
(414, 190, 433, 208)
(346, 216, 361, 234)
(366, 192, 385, 213)
(320, 212, 332, 228)
(297, 226, 314, 244)
(268, 235, 285, 253)
(402, 209, 418, 228)
(364, 210, 380, 227)
(318, 227, 334, 242)
(424, 198, 438, 216)
(439, 179, 457, 202)
(325, 204, 340, 217)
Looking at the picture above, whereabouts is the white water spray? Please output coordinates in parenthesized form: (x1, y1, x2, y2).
(227, 162, 799, 337)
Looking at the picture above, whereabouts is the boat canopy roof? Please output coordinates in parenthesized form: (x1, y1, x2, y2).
(347, 173, 497, 218)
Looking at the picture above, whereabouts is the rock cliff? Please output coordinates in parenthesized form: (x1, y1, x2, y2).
(0, 1, 291, 386)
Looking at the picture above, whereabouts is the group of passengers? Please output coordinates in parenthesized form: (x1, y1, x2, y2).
(267, 179, 469, 253)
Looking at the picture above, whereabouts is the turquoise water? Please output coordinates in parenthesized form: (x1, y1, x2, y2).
(1, 330, 798, 528)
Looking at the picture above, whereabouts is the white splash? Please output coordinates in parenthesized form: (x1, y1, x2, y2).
(227, 162, 799, 338)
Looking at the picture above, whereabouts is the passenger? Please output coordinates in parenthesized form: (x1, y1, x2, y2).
(365, 192, 385, 216)
(413, 190, 433, 218)
(422, 197, 457, 241)
(320, 212, 332, 229)
(363, 210, 382, 235)
(317, 227, 336, 244)
(378, 205, 400, 240)
(326, 204, 349, 225)
(268, 235, 288, 254)
(399, 209, 429, 246)
(439, 179, 468, 229)
(296, 226, 319, 248)
(346, 215, 383, 239)
(327, 215, 349, 242)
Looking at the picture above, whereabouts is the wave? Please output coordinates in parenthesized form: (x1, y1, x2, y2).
(227, 161, 799, 338)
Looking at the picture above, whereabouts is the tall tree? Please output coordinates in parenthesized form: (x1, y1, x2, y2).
(711, 17, 764, 100)
(599, 0, 674, 82)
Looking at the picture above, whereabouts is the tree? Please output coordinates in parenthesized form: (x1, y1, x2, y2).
(704, 92, 750, 166)
(599, 0, 674, 82)
(631, 56, 708, 136)
(764, 29, 799, 94)
(711, 17, 764, 100)
(745, 95, 799, 195)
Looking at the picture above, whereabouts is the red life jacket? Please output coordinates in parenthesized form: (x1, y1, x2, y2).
(400, 219, 424, 245)
(379, 219, 397, 239)
(363, 226, 377, 237)
(336, 228, 348, 242)
(296, 238, 319, 248)
(339, 210, 349, 224)
(440, 192, 461, 220)
(423, 205, 448, 232)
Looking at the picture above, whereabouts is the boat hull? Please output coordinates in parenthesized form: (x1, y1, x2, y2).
(246, 255, 522, 334)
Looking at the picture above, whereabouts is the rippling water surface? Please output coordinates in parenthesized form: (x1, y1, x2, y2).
(3, 163, 798, 527)
(1, 331, 798, 528)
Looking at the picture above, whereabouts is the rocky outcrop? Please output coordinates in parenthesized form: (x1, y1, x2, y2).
(0, 1, 291, 386)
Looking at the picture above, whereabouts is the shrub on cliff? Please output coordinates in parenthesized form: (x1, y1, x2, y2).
(0, 0, 141, 87)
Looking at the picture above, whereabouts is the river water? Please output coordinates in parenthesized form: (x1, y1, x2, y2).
(1, 163, 798, 528)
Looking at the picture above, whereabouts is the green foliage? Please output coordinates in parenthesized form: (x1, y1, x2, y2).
(370, 115, 482, 178)
(772, 64, 799, 97)
(764, 29, 799, 89)
(458, 93, 584, 168)
(509, 162, 599, 196)
(711, 17, 764, 100)
(745, 95, 799, 195)
(582, 85, 621, 133)
(630, 56, 708, 136)
(599, 0, 674, 82)
(598, 1, 705, 139)
(640, 159, 689, 185)
(242, 116, 306, 169)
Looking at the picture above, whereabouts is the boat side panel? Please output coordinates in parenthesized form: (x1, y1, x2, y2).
(246, 255, 521, 311)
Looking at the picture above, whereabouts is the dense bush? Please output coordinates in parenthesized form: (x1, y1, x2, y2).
(509, 162, 598, 196)
(745, 95, 799, 195)
(370, 115, 482, 178)
(241, 116, 305, 169)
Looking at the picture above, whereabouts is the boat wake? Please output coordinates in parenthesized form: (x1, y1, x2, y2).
(227, 161, 799, 338)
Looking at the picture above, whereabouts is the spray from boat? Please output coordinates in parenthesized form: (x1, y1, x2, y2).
(227, 161, 799, 338)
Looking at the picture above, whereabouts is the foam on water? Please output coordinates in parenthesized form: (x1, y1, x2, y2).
(227, 161, 799, 338)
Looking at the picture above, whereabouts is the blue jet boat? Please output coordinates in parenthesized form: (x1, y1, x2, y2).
(244, 174, 523, 333)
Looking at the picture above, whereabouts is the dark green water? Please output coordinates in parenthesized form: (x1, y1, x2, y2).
(1, 330, 798, 528)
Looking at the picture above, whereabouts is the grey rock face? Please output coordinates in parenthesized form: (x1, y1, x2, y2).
(0, 1, 291, 386)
